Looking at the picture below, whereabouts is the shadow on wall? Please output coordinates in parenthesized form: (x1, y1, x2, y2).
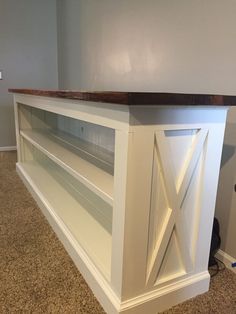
(0, 104, 16, 147)
(215, 121, 236, 254)
(221, 144, 235, 168)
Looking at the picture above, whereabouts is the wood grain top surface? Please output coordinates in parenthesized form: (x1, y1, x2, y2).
(8, 89, 236, 106)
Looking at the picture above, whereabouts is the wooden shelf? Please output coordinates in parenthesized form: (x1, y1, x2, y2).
(20, 129, 114, 206)
(17, 160, 112, 279)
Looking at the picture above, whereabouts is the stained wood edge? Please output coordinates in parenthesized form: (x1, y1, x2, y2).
(8, 89, 236, 106)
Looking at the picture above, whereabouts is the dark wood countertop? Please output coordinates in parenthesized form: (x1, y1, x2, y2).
(8, 89, 236, 106)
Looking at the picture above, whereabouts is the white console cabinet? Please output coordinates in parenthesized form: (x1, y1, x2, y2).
(11, 90, 230, 313)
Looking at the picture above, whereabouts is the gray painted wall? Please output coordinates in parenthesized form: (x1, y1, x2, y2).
(0, 0, 58, 148)
(215, 108, 236, 260)
(57, 0, 236, 94)
(57, 0, 236, 260)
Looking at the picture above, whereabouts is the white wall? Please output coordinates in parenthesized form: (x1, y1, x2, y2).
(0, 0, 58, 148)
(57, 0, 236, 94)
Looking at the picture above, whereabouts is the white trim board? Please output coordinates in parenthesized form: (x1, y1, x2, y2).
(216, 249, 236, 274)
(119, 272, 210, 314)
(0, 146, 16, 152)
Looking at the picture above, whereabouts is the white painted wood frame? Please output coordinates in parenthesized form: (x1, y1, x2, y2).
(13, 93, 228, 314)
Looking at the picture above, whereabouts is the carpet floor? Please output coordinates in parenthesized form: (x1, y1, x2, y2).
(0, 151, 236, 313)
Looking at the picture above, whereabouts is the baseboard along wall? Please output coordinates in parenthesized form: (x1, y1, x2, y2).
(0, 146, 16, 152)
(216, 249, 236, 274)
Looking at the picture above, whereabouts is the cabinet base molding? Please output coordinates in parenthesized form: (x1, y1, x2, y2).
(119, 272, 209, 314)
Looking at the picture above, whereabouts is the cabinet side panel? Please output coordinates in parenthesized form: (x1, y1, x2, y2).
(194, 120, 227, 273)
(18, 104, 32, 130)
(119, 108, 228, 304)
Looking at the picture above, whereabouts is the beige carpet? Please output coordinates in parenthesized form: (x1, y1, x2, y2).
(0, 151, 236, 313)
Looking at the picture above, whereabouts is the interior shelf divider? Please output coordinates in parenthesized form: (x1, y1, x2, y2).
(20, 129, 114, 205)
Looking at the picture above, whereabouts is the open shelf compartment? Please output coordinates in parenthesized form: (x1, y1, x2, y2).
(18, 104, 115, 205)
(18, 140, 112, 280)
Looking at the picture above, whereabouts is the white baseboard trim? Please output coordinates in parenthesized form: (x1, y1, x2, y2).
(0, 146, 16, 152)
(216, 249, 236, 274)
